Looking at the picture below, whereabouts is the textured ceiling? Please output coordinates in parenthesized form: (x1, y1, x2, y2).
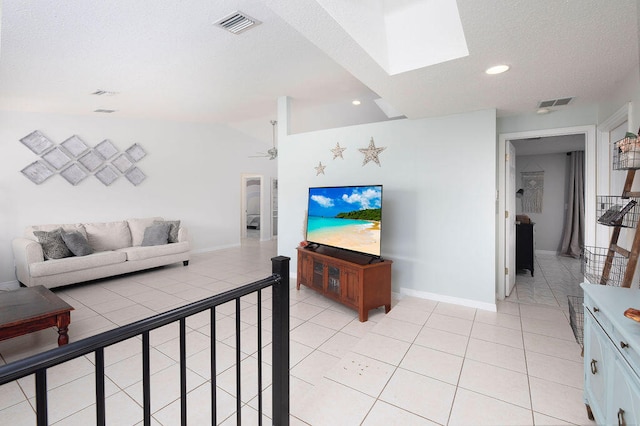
(269, 0, 639, 119)
(512, 134, 585, 156)
(0, 0, 638, 142)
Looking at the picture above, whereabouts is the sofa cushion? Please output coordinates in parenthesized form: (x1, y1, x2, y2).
(26, 223, 86, 242)
(128, 217, 164, 246)
(33, 228, 73, 260)
(154, 220, 181, 243)
(119, 241, 190, 261)
(84, 221, 132, 252)
(30, 250, 126, 277)
(61, 230, 94, 256)
(141, 222, 170, 246)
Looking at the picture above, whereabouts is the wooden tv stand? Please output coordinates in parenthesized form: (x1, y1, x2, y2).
(296, 246, 392, 322)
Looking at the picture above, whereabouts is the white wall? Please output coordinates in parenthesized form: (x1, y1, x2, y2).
(498, 105, 599, 135)
(515, 153, 569, 252)
(278, 105, 497, 309)
(597, 65, 640, 129)
(0, 110, 277, 285)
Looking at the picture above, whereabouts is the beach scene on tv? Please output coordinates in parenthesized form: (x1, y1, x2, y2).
(306, 185, 382, 256)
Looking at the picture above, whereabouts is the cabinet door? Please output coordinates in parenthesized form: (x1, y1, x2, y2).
(584, 313, 609, 422)
(342, 267, 360, 307)
(610, 356, 640, 426)
(312, 260, 324, 290)
(327, 265, 341, 296)
(299, 253, 314, 286)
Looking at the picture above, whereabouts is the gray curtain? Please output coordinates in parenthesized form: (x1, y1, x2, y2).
(560, 151, 585, 257)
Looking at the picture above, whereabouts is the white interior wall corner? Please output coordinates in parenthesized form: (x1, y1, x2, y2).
(278, 106, 497, 306)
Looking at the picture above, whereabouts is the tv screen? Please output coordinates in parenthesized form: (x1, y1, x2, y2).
(305, 185, 383, 257)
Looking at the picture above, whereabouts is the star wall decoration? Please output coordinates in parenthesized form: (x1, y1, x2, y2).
(359, 137, 386, 167)
(331, 142, 346, 159)
(314, 161, 326, 175)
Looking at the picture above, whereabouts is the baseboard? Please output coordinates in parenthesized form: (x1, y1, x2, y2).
(190, 243, 241, 254)
(0, 280, 20, 291)
(291, 274, 494, 312)
(535, 249, 558, 255)
(399, 287, 497, 312)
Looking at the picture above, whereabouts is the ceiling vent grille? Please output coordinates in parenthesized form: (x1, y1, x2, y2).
(538, 97, 573, 108)
(214, 11, 261, 34)
(94, 109, 116, 113)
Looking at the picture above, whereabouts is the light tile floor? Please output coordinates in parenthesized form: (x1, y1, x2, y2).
(0, 244, 593, 425)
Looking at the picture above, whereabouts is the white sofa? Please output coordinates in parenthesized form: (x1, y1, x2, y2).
(12, 217, 190, 289)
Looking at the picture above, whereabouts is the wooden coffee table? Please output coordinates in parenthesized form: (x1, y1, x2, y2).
(0, 286, 74, 346)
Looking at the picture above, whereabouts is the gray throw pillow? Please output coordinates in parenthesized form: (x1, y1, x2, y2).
(61, 230, 94, 256)
(154, 220, 180, 243)
(33, 228, 73, 260)
(141, 222, 170, 246)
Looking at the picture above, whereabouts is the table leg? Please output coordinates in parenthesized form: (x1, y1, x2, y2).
(56, 313, 71, 346)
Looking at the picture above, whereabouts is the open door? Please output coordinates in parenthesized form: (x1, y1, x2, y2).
(241, 174, 263, 239)
(506, 141, 517, 296)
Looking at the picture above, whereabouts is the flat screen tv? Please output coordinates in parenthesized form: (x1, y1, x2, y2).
(305, 185, 383, 257)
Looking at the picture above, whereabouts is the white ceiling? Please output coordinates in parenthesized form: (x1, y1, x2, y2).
(511, 134, 585, 156)
(0, 1, 638, 143)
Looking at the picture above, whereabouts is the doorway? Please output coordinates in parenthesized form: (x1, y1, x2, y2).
(507, 135, 586, 299)
(241, 174, 264, 240)
(497, 126, 597, 300)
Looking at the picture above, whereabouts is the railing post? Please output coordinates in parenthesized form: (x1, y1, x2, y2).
(271, 256, 290, 426)
(35, 369, 47, 426)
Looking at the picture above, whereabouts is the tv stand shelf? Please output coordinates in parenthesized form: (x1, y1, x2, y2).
(296, 246, 392, 322)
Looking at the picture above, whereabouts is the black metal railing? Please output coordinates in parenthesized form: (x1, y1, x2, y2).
(0, 256, 290, 426)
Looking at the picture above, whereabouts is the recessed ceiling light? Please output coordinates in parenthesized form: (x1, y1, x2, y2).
(352, 100, 361, 106)
(485, 65, 510, 75)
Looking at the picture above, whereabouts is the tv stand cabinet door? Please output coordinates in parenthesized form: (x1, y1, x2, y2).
(341, 267, 360, 309)
(297, 250, 314, 289)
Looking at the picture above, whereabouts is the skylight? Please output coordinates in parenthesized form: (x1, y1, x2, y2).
(315, 0, 468, 75)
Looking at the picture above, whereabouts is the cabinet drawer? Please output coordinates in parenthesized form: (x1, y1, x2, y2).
(584, 293, 613, 335)
(610, 325, 640, 379)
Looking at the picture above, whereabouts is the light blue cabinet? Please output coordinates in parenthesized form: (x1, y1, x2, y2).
(582, 283, 640, 425)
(584, 311, 609, 420)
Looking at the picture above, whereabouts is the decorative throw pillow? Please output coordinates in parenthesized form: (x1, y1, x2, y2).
(84, 221, 132, 252)
(141, 222, 171, 246)
(128, 217, 162, 246)
(33, 228, 73, 260)
(61, 230, 94, 256)
(154, 220, 180, 243)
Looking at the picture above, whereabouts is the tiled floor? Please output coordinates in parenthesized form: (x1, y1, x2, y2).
(507, 252, 585, 315)
(0, 243, 593, 425)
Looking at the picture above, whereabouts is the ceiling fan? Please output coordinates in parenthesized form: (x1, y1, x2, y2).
(250, 120, 278, 160)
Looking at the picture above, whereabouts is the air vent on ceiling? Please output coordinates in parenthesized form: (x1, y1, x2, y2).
(538, 97, 574, 108)
(214, 11, 261, 34)
(94, 109, 116, 113)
